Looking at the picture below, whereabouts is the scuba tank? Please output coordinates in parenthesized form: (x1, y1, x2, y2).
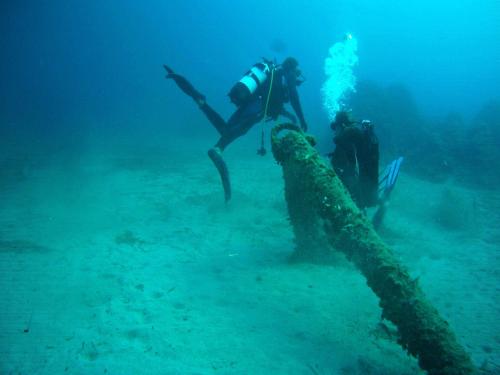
(228, 60, 274, 107)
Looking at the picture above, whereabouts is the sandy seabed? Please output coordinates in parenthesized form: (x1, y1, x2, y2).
(1, 134, 498, 374)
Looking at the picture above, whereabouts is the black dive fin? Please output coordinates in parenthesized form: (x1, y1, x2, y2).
(208, 148, 231, 202)
(163, 64, 206, 103)
(163, 64, 174, 76)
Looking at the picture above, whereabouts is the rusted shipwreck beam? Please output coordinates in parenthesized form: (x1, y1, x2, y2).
(271, 123, 475, 375)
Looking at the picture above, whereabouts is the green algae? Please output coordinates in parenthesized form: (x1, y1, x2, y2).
(271, 123, 475, 375)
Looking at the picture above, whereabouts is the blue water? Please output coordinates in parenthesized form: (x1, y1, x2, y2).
(1, 1, 499, 374)
(2, 1, 499, 130)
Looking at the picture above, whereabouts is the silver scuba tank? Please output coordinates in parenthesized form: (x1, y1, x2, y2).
(228, 61, 272, 107)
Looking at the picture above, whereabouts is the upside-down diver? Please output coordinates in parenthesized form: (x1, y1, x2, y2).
(164, 57, 308, 202)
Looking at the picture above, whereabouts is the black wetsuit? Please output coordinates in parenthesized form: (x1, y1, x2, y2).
(200, 66, 307, 150)
(330, 124, 379, 209)
(165, 64, 306, 150)
(164, 63, 306, 202)
(203, 98, 264, 151)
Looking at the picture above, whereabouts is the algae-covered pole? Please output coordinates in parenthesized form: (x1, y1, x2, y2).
(271, 124, 475, 375)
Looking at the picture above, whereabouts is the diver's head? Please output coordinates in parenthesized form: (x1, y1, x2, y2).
(282, 57, 299, 72)
(282, 57, 305, 85)
(331, 110, 355, 131)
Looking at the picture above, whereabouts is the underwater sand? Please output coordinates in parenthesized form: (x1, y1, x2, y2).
(1, 134, 499, 374)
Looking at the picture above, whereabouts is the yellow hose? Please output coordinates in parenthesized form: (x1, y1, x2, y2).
(263, 67, 275, 119)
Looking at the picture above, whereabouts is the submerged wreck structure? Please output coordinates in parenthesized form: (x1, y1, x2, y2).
(271, 124, 475, 375)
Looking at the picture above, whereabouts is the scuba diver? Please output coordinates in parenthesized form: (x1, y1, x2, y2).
(328, 110, 403, 228)
(163, 57, 308, 202)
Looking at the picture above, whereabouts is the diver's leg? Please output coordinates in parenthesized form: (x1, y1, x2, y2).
(207, 103, 263, 202)
(164, 65, 228, 134)
(164, 65, 206, 104)
(215, 112, 262, 151)
(372, 201, 387, 230)
(208, 118, 259, 202)
(199, 103, 227, 135)
(358, 131, 380, 207)
(215, 100, 263, 151)
(208, 147, 231, 202)
(336, 147, 362, 207)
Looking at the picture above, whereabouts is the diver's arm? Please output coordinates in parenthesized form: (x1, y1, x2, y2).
(286, 71, 307, 131)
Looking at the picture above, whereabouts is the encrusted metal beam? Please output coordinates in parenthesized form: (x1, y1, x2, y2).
(271, 123, 475, 375)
